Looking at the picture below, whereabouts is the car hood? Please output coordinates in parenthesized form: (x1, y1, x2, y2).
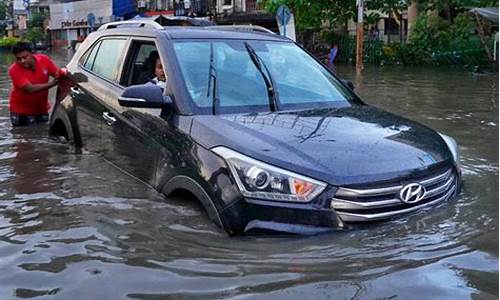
(189, 106, 453, 185)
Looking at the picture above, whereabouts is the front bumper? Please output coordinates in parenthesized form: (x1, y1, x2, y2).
(218, 166, 462, 235)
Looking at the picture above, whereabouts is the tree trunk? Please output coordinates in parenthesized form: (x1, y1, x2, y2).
(407, 2, 418, 41)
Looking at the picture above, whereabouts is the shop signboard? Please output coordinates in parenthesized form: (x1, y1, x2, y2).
(14, 0, 29, 15)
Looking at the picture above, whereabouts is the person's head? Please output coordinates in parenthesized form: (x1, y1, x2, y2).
(154, 57, 166, 81)
(12, 42, 35, 69)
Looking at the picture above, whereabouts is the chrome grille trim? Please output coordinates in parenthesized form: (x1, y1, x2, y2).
(336, 168, 452, 198)
(424, 175, 455, 198)
(334, 184, 456, 222)
(331, 172, 456, 211)
(331, 198, 400, 210)
(331, 168, 459, 222)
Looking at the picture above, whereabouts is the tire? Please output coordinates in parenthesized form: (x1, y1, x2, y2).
(49, 105, 81, 147)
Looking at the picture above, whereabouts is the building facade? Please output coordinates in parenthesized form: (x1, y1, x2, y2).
(214, 0, 276, 31)
(47, 0, 279, 47)
(49, 0, 135, 47)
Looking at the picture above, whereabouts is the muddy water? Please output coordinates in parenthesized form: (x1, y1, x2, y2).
(0, 50, 497, 299)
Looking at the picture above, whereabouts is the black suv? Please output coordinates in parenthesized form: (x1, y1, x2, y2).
(50, 20, 462, 235)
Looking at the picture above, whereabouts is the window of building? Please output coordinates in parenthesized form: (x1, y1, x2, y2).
(384, 18, 407, 36)
(223, 0, 232, 6)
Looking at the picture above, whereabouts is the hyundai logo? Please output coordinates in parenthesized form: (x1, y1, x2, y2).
(399, 183, 426, 204)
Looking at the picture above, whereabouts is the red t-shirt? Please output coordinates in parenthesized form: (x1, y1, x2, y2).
(9, 54, 62, 115)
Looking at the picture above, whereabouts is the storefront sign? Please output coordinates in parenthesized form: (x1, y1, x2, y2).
(61, 20, 88, 28)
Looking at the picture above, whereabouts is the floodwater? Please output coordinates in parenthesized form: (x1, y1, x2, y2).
(0, 49, 497, 299)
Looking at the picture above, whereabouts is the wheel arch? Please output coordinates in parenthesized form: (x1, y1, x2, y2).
(161, 175, 226, 232)
(49, 100, 82, 148)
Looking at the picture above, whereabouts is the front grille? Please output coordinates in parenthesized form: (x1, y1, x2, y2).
(331, 168, 458, 222)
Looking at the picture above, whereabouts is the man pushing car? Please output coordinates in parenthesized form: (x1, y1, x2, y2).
(8, 42, 67, 127)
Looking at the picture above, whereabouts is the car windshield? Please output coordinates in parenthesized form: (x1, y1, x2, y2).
(173, 40, 355, 114)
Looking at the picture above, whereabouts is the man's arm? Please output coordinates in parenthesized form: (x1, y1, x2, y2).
(43, 55, 66, 78)
(22, 79, 58, 94)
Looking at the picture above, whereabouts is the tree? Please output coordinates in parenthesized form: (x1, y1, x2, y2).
(27, 12, 48, 29)
(0, 1, 7, 36)
(413, 0, 499, 22)
(0, 1, 6, 20)
(26, 27, 45, 43)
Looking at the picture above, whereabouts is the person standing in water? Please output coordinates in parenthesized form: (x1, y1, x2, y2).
(8, 42, 66, 126)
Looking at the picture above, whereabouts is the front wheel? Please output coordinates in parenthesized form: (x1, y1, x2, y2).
(49, 105, 81, 147)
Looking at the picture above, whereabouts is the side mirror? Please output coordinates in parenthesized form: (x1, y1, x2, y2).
(119, 83, 169, 108)
(342, 79, 354, 91)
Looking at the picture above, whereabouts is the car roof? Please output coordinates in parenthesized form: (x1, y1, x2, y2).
(95, 24, 291, 42)
(162, 27, 289, 41)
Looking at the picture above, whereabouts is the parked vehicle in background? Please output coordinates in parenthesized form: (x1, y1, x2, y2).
(49, 21, 462, 235)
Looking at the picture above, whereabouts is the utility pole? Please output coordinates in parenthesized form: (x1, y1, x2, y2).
(356, 0, 364, 74)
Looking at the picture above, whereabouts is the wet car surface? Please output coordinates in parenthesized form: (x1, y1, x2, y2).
(50, 27, 461, 234)
(0, 50, 497, 299)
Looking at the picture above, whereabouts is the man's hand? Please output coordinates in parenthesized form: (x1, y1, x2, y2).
(48, 78, 58, 88)
(22, 78, 59, 94)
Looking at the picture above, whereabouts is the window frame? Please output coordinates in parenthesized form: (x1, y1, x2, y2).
(119, 38, 160, 87)
(171, 39, 358, 115)
(78, 36, 130, 85)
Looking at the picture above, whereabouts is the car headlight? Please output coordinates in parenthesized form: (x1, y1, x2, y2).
(212, 147, 327, 203)
(439, 133, 460, 165)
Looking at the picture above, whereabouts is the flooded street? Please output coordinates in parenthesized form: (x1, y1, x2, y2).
(0, 49, 497, 299)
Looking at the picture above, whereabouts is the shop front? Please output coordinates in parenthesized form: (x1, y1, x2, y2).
(49, 0, 136, 47)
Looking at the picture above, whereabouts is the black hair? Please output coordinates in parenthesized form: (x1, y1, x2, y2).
(12, 42, 32, 55)
(145, 50, 159, 74)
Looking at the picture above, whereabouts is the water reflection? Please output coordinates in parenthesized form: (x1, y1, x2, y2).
(0, 50, 497, 299)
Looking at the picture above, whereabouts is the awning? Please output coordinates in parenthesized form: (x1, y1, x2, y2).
(469, 7, 498, 24)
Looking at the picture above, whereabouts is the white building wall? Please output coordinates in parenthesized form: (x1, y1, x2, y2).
(216, 0, 248, 14)
(49, 0, 113, 30)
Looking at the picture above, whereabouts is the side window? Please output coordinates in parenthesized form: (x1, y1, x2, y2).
(91, 39, 127, 81)
(121, 42, 159, 87)
(82, 40, 101, 70)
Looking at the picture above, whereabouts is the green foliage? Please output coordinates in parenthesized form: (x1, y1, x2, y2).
(25, 27, 45, 43)
(27, 12, 48, 29)
(263, 0, 340, 30)
(0, 37, 21, 47)
(0, 1, 6, 21)
(261, 0, 498, 65)
(385, 12, 486, 65)
(410, 13, 480, 50)
(414, 0, 499, 12)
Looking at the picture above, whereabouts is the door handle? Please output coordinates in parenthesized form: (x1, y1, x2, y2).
(70, 86, 83, 96)
(102, 112, 117, 125)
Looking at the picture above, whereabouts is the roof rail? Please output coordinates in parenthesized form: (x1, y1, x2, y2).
(211, 25, 275, 35)
(98, 20, 164, 31)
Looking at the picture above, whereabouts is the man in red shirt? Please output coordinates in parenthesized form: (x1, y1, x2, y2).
(9, 42, 66, 126)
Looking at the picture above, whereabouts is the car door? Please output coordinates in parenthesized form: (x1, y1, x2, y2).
(99, 39, 165, 186)
(72, 39, 106, 152)
(74, 38, 128, 154)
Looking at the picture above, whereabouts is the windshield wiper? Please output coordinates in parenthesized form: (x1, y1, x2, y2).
(244, 42, 279, 112)
(207, 42, 219, 115)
